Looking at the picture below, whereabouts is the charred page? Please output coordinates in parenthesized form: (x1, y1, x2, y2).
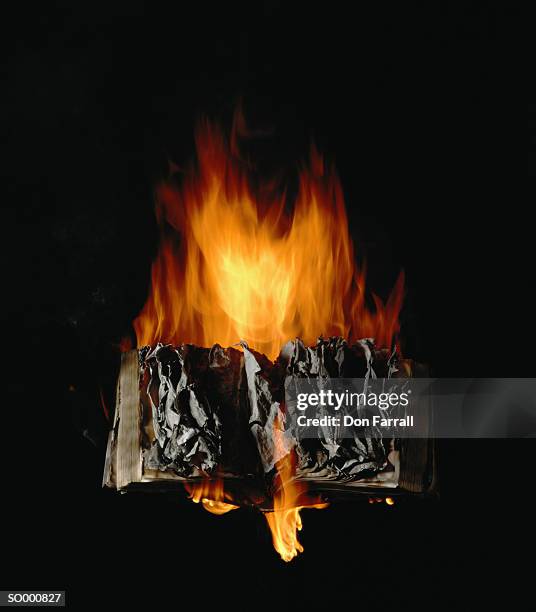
(104, 337, 415, 491)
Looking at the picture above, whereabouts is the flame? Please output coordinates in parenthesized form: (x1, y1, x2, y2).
(134, 113, 404, 360)
(265, 420, 328, 562)
(184, 479, 239, 516)
(368, 496, 395, 505)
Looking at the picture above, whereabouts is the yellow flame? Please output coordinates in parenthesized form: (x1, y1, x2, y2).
(265, 508, 304, 562)
(185, 479, 239, 516)
(265, 420, 328, 562)
(134, 113, 404, 359)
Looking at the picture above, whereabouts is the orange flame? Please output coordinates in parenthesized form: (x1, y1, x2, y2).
(265, 419, 328, 562)
(184, 479, 239, 516)
(368, 496, 395, 505)
(134, 113, 404, 360)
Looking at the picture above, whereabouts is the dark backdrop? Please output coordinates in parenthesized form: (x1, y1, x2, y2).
(2, 2, 514, 608)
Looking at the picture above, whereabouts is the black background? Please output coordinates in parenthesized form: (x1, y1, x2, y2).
(2, 2, 517, 608)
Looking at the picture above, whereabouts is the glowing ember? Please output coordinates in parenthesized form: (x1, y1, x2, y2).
(368, 496, 395, 505)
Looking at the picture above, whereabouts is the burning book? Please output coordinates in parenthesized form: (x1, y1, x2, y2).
(103, 110, 436, 561)
(104, 338, 434, 489)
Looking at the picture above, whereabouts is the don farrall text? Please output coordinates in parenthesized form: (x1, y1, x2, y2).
(294, 388, 412, 428)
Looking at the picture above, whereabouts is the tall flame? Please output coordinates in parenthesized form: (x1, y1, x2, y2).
(265, 420, 328, 562)
(134, 114, 404, 360)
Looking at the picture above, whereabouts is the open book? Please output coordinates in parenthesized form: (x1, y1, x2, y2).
(103, 338, 436, 502)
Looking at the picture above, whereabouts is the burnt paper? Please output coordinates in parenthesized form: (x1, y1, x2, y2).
(140, 344, 223, 477)
(244, 338, 401, 484)
(139, 342, 261, 478)
(137, 337, 405, 487)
